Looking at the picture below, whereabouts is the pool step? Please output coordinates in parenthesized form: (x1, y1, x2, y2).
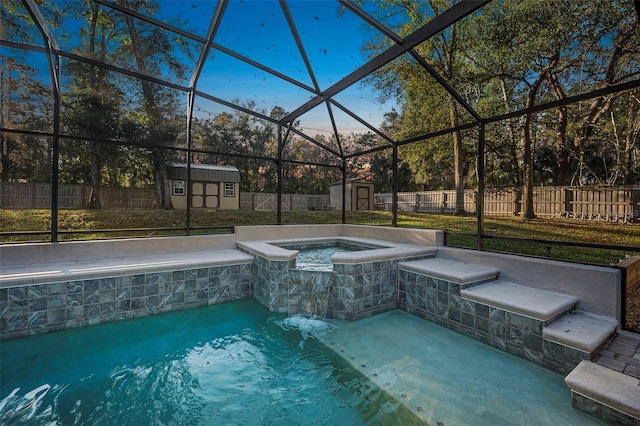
(565, 360, 640, 424)
(398, 258, 500, 286)
(460, 280, 579, 322)
(544, 310, 618, 355)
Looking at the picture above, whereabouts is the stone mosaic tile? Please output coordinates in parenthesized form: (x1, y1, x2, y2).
(1, 262, 252, 340)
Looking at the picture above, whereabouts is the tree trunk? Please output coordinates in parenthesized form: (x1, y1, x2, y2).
(547, 73, 570, 185)
(521, 115, 535, 218)
(500, 78, 521, 186)
(88, 147, 101, 208)
(521, 55, 558, 219)
(450, 102, 465, 215)
(122, 2, 172, 209)
(624, 93, 640, 184)
(87, 4, 101, 209)
(572, 44, 627, 182)
(0, 64, 10, 182)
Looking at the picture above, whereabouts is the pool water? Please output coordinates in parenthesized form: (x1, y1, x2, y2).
(0, 300, 421, 425)
(287, 243, 373, 271)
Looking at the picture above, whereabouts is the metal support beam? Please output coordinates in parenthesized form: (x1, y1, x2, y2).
(477, 122, 486, 250)
(189, 0, 227, 88)
(22, 0, 61, 242)
(341, 161, 347, 224)
(279, 0, 489, 126)
(392, 144, 398, 226)
(277, 126, 283, 225)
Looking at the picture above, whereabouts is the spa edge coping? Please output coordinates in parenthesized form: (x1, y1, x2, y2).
(0, 249, 254, 287)
(235, 237, 438, 263)
(0, 226, 444, 287)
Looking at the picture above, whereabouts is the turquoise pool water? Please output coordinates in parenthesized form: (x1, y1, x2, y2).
(285, 242, 372, 271)
(0, 300, 420, 425)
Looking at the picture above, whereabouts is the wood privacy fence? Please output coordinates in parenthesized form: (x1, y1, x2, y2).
(2, 183, 639, 222)
(239, 192, 331, 211)
(0, 183, 157, 209)
(376, 187, 640, 222)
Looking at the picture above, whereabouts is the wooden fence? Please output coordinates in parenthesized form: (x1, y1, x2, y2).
(240, 192, 331, 211)
(0, 183, 157, 209)
(3, 183, 638, 222)
(375, 187, 640, 222)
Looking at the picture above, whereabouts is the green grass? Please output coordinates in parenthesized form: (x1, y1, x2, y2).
(2, 208, 639, 265)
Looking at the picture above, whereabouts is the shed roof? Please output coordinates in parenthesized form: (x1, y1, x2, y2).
(330, 178, 373, 186)
(169, 164, 241, 183)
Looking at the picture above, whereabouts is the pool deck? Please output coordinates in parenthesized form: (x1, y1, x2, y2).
(594, 331, 640, 380)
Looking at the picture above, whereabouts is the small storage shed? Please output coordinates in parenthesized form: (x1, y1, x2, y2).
(329, 178, 374, 211)
(169, 164, 240, 210)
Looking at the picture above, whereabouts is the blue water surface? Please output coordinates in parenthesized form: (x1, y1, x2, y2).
(1, 300, 422, 425)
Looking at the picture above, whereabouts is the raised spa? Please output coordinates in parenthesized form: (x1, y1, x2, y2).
(237, 237, 436, 320)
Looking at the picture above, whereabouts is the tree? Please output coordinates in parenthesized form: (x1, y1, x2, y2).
(359, 0, 477, 214)
(118, 0, 193, 209)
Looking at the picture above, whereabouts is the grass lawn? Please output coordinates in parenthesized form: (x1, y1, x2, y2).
(2, 208, 639, 264)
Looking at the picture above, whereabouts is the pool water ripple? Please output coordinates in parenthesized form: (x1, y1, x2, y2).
(1, 300, 421, 425)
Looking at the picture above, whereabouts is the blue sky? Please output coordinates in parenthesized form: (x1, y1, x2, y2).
(162, 0, 399, 136)
(13, 0, 399, 137)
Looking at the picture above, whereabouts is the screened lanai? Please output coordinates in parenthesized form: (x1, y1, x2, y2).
(2, 0, 640, 251)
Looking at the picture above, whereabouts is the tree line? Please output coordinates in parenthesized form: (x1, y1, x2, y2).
(1, 0, 638, 216)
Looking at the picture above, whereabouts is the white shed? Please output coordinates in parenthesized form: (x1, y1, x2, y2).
(329, 178, 374, 211)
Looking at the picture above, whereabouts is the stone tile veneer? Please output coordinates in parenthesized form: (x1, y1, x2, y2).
(571, 393, 640, 426)
(0, 263, 252, 340)
(250, 251, 432, 320)
(251, 255, 291, 314)
(398, 268, 589, 375)
(332, 259, 399, 320)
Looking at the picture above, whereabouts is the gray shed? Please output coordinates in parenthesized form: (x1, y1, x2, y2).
(329, 178, 374, 211)
(169, 164, 240, 210)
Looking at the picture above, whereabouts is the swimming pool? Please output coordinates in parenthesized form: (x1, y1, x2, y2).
(0, 300, 421, 425)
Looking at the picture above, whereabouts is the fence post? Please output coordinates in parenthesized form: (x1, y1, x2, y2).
(441, 192, 447, 214)
(564, 188, 573, 218)
(513, 189, 522, 216)
(632, 189, 640, 223)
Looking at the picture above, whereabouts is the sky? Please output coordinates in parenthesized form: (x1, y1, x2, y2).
(12, 0, 402, 138)
(167, 0, 400, 136)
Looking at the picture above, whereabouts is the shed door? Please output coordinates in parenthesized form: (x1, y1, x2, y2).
(356, 186, 370, 210)
(192, 182, 218, 208)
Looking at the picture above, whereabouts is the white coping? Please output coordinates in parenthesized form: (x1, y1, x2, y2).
(543, 311, 619, 353)
(565, 360, 640, 420)
(461, 280, 579, 321)
(0, 234, 238, 266)
(236, 236, 437, 264)
(234, 224, 445, 247)
(0, 249, 254, 287)
(435, 247, 622, 322)
(0, 226, 443, 287)
(399, 258, 500, 285)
